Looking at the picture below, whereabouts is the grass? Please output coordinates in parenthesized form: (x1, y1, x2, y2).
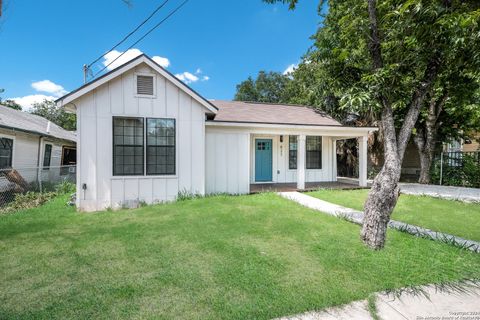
(308, 189, 480, 242)
(1, 194, 479, 319)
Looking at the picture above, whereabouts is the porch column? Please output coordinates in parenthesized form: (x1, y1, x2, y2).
(358, 135, 368, 187)
(297, 134, 306, 190)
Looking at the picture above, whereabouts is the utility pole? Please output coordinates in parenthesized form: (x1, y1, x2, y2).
(83, 64, 88, 84)
(0, 0, 3, 17)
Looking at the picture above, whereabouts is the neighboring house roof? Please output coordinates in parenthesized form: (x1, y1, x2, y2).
(0, 105, 76, 143)
(55, 54, 218, 114)
(210, 100, 343, 126)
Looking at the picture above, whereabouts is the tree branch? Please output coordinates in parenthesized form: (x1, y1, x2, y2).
(397, 55, 442, 162)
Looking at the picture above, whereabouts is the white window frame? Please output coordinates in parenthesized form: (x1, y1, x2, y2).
(134, 73, 157, 98)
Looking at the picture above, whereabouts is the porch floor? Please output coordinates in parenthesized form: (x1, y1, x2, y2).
(250, 182, 365, 193)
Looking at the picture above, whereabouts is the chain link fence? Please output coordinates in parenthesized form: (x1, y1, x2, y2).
(0, 165, 76, 207)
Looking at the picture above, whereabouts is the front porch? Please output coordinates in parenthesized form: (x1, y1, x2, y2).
(250, 181, 364, 193)
(249, 131, 370, 191)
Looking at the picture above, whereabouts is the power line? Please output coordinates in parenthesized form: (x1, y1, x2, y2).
(87, 0, 170, 68)
(92, 0, 190, 79)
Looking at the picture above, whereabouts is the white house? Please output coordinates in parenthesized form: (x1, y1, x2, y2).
(0, 105, 76, 186)
(56, 54, 375, 212)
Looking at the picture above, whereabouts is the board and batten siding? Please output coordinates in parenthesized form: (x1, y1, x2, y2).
(76, 63, 207, 211)
(205, 130, 250, 194)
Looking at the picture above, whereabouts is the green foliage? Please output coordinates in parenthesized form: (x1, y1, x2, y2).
(431, 154, 480, 188)
(234, 71, 292, 103)
(30, 99, 76, 131)
(54, 180, 76, 194)
(0, 99, 22, 110)
(0, 191, 57, 214)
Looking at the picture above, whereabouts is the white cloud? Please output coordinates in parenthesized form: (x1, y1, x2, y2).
(202, 76, 210, 81)
(283, 63, 298, 75)
(9, 94, 55, 111)
(31, 80, 67, 97)
(152, 56, 170, 68)
(102, 48, 171, 70)
(103, 48, 143, 71)
(195, 68, 202, 74)
(175, 72, 199, 84)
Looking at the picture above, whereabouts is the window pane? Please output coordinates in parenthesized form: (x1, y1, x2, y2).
(306, 136, 322, 169)
(113, 117, 144, 176)
(43, 144, 52, 169)
(289, 136, 298, 169)
(146, 118, 176, 175)
(0, 138, 13, 169)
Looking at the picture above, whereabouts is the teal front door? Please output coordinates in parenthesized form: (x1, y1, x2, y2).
(255, 139, 273, 182)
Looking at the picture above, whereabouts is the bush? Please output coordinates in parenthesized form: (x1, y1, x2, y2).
(55, 180, 76, 194)
(0, 191, 57, 214)
(431, 154, 480, 188)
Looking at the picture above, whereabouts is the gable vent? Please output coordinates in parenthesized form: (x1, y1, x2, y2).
(137, 75, 154, 95)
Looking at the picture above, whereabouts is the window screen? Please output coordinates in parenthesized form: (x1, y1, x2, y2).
(0, 138, 13, 169)
(137, 75, 154, 95)
(113, 117, 144, 176)
(289, 135, 298, 169)
(306, 136, 322, 169)
(146, 118, 175, 175)
(43, 144, 52, 169)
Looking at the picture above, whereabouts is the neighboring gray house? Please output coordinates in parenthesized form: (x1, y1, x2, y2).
(0, 104, 76, 184)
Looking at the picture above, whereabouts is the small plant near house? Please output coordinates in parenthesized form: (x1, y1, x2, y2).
(177, 189, 202, 201)
(55, 180, 76, 194)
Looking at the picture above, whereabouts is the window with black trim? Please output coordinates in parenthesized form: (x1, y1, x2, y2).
(289, 135, 298, 169)
(146, 118, 175, 175)
(113, 117, 144, 176)
(43, 144, 52, 169)
(289, 135, 322, 170)
(0, 138, 13, 169)
(306, 136, 322, 169)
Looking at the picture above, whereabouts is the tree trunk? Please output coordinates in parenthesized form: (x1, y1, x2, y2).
(361, 106, 402, 249)
(415, 130, 435, 184)
(414, 94, 446, 184)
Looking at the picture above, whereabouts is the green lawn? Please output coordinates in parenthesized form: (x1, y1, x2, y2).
(1, 194, 479, 320)
(308, 189, 480, 241)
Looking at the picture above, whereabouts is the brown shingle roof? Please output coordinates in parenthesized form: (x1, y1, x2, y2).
(209, 100, 341, 126)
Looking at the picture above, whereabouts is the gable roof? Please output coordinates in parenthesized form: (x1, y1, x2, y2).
(55, 54, 218, 114)
(0, 105, 76, 142)
(210, 100, 343, 126)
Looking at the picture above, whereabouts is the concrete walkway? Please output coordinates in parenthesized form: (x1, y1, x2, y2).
(278, 191, 480, 252)
(337, 177, 480, 203)
(399, 183, 480, 203)
(276, 283, 480, 320)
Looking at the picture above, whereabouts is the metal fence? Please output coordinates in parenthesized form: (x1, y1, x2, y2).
(0, 165, 76, 207)
(435, 151, 480, 187)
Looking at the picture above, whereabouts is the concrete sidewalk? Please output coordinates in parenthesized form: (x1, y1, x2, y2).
(399, 183, 480, 203)
(276, 283, 480, 320)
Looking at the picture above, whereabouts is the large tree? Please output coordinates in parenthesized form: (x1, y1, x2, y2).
(30, 99, 76, 131)
(234, 71, 291, 103)
(267, 0, 480, 249)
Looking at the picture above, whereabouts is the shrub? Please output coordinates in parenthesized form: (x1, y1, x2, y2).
(0, 191, 57, 214)
(55, 180, 76, 194)
(431, 154, 480, 188)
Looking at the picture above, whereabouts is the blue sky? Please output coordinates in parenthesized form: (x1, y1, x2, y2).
(0, 0, 323, 109)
